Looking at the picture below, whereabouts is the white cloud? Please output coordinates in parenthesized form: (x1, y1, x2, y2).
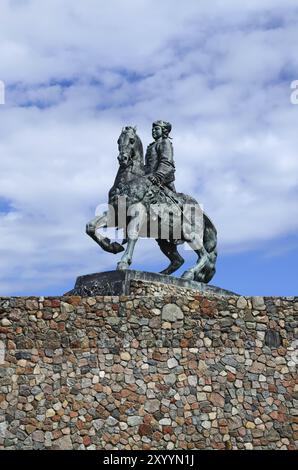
(0, 0, 298, 294)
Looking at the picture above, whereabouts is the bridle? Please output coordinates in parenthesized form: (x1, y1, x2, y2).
(117, 128, 137, 168)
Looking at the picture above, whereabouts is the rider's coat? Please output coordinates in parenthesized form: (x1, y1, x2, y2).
(145, 137, 176, 191)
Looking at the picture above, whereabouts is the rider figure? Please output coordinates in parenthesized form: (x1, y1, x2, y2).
(145, 120, 176, 192)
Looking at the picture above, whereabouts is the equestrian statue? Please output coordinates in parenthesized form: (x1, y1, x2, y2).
(86, 121, 217, 283)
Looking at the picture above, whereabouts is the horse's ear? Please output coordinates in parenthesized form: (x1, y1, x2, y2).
(133, 126, 137, 132)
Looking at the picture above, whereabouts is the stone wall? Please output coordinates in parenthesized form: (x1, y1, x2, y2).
(0, 281, 297, 450)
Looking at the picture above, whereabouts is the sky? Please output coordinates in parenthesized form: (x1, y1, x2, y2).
(0, 0, 297, 297)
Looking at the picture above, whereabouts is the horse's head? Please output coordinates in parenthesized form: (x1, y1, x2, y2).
(117, 126, 139, 168)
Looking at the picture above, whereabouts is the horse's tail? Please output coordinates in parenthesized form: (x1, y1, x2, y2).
(194, 213, 217, 283)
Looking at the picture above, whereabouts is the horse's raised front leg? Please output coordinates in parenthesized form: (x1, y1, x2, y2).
(86, 211, 124, 254)
(117, 203, 146, 270)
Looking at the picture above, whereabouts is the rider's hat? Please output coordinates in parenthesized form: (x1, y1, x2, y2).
(153, 120, 172, 136)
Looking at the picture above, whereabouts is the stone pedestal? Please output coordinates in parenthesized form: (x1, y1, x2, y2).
(65, 270, 238, 297)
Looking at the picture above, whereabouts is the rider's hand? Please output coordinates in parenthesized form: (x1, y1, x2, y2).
(148, 175, 160, 185)
(147, 190, 157, 203)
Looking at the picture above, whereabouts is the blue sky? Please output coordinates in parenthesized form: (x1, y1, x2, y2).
(0, 0, 297, 296)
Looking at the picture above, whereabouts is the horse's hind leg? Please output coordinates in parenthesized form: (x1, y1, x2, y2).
(157, 239, 184, 275)
(195, 223, 217, 283)
(182, 226, 209, 281)
(194, 247, 217, 283)
(181, 222, 217, 283)
(181, 247, 209, 282)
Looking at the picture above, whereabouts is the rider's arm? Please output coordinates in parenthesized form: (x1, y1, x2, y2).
(155, 139, 175, 183)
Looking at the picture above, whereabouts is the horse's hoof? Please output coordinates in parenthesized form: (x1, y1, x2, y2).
(160, 258, 184, 276)
(110, 242, 125, 254)
(181, 271, 194, 281)
(86, 224, 95, 236)
(117, 262, 130, 271)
